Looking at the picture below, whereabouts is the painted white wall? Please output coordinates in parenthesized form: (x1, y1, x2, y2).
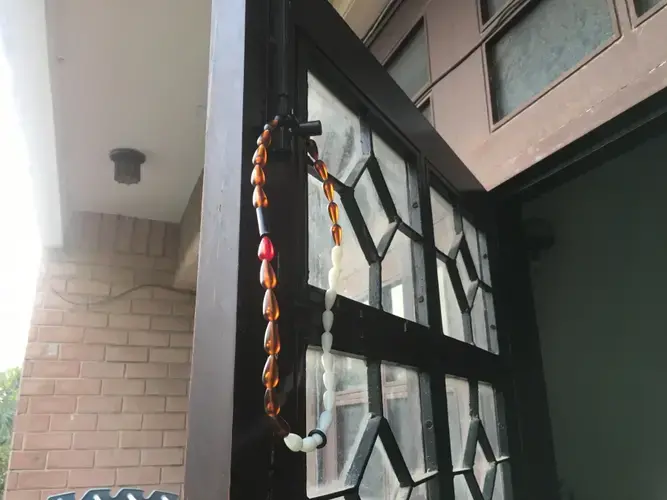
(526, 132, 667, 500)
(0, 0, 63, 247)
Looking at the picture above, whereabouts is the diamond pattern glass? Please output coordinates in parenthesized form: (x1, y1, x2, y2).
(437, 259, 463, 341)
(373, 133, 414, 228)
(430, 189, 456, 254)
(306, 349, 368, 498)
(446, 377, 512, 500)
(382, 231, 418, 322)
(355, 167, 388, 246)
(307, 72, 424, 324)
(359, 440, 404, 500)
(382, 364, 428, 478)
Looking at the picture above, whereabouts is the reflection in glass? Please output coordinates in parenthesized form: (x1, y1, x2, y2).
(308, 73, 363, 182)
(306, 349, 368, 498)
(355, 167, 388, 246)
(373, 133, 416, 231)
(382, 231, 418, 322)
(430, 189, 456, 254)
(471, 289, 498, 354)
(445, 376, 470, 469)
(358, 440, 403, 500)
(437, 259, 463, 340)
(382, 364, 429, 478)
(492, 462, 513, 500)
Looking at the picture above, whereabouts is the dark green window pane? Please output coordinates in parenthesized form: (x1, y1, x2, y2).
(488, 0, 614, 120)
(482, 0, 508, 21)
(387, 24, 429, 99)
(634, 0, 663, 16)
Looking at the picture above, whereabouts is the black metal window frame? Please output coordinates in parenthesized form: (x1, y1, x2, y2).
(292, 6, 520, 498)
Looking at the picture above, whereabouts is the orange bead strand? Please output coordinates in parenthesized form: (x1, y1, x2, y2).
(328, 202, 339, 224)
(262, 355, 279, 388)
(251, 165, 265, 186)
(257, 130, 272, 147)
(264, 321, 281, 355)
(331, 224, 343, 246)
(260, 260, 277, 289)
(253, 186, 269, 208)
(263, 289, 280, 321)
(264, 388, 280, 416)
(253, 144, 267, 167)
(314, 160, 328, 181)
(323, 179, 335, 202)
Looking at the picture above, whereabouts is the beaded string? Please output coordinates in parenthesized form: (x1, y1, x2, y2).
(251, 119, 342, 453)
(283, 139, 343, 453)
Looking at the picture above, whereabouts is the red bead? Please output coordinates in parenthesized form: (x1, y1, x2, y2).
(258, 236, 275, 261)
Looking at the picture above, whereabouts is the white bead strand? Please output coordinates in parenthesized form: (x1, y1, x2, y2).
(283, 146, 343, 454)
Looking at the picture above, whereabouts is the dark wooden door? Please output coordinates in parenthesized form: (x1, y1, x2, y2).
(185, 1, 558, 500)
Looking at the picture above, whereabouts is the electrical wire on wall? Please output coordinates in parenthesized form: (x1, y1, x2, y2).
(51, 284, 195, 307)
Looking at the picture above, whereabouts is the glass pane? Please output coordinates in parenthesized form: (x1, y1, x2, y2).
(489, 0, 614, 120)
(471, 288, 498, 354)
(482, 0, 508, 21)
(430, 189, 455, 254)
(308, 175, 369, 302)
(387, 24, 430, 99)
(437, 259, 463, 340)
(445, 376, 470, 469)
(359, 440, 405, 500)
(479, 383, 509, 459)
(308, 73, 363, 181)
(634, 0, 663, 16)
(306, 348, 369, 498)
(411, 481, 430, 500)
(382, 364, 429, 478)
(463, 217, 492, 286)
(473, 442, 491, 489)
(355, 167, 388, 246)
(455, 252, 473, 302)
(453, 474, 472, 500)
(492, 462, 513, 500)
(373, 133, 416, 230)
(382, 231, 418, 322)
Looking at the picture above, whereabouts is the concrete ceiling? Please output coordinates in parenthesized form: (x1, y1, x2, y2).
(46, 0, 211, 223)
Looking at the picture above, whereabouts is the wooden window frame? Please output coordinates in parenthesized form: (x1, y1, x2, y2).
(480, 0, 621, 130)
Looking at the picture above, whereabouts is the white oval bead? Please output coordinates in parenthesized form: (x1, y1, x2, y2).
(328, 267, 340, 290)
(331, 246, 343, 267)
(322, 310, 334, 332)
(318, 410, 333, 432)
(323, 372, 335, 390)
(321, 332, 333, 352)
(301, 436, 318, 453)
(323, 390, 335, 411)
(324, 288, 337, 310)
(284, 433, 303, 452)
(321, 352, 333, 372)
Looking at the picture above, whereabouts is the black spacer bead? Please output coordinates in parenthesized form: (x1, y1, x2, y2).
(308, 429, 327, 449)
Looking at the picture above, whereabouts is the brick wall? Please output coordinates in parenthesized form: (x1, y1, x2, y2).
(5, 212, 195, 500)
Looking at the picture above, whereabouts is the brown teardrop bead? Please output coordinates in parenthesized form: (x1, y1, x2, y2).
(253, 186, 269, 208)
(260, 259, 277, 289)
(322, 179, 335, 202)
(262, 355, 279, 388)
(264, 321, 281, 355)
(251, 165, 265, 186)
(328, 202, 339, 224)
(331, 224, 343, 246)
(253, 144, 267, 167)
(263, 289, 280, 321)
(314, 160, 328, 181)
(257, 130, 272, 147)
(269, 415, 290, 438)
(264, 388, 280, 416)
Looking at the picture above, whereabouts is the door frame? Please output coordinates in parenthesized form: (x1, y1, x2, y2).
(184, 0, 667, 499)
